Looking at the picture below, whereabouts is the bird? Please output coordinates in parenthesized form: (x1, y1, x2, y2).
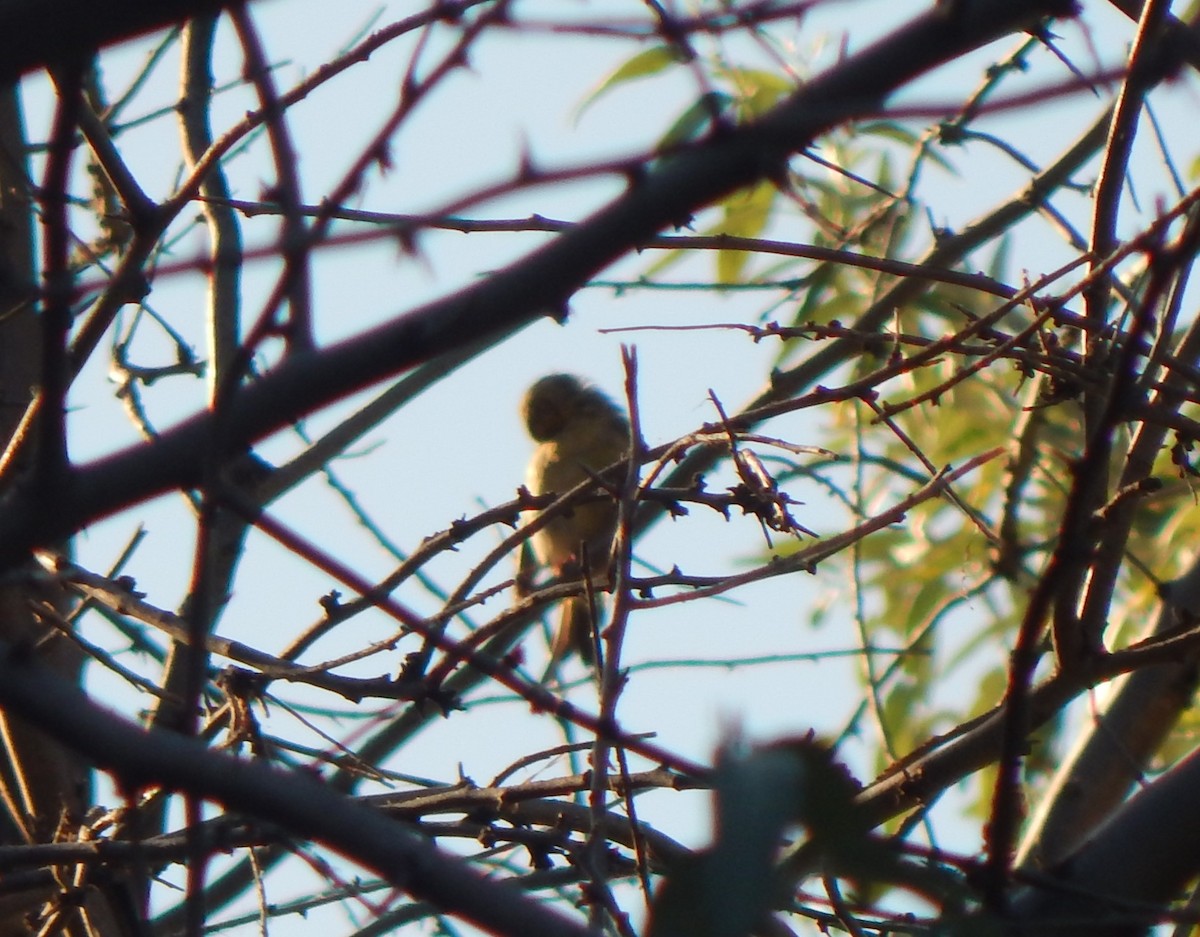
(522, 373, 629, 665)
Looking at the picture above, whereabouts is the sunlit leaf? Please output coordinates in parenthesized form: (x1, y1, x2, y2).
(575, 45, 687, 122)
(720, 66, 794, 117)
(716, 181, 777, 283)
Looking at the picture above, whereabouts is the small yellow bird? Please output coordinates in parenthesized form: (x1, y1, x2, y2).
(522, 373, 630, 664)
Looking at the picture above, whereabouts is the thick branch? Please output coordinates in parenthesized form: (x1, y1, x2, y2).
(1010, 744, 1200, 936)
(0, 0, 1078, 564)
(0, 0, 255, 81)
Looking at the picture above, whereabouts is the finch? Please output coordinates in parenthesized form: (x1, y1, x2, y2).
(522, 373, 629, 664)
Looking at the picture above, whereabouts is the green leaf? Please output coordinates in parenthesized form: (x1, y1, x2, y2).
(987, 234, 1011, 281)
(720, 66, 793, 118)
(857, 120, 922, 147)
(648, 740, 863, 937)
(716, 181, 777, 283)
(575, 45, 686, 122)
(656, 90, 733, 151)
(648, 743, 804, 937)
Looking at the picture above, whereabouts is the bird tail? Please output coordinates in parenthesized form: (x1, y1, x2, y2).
(550, 594, 598, 665)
